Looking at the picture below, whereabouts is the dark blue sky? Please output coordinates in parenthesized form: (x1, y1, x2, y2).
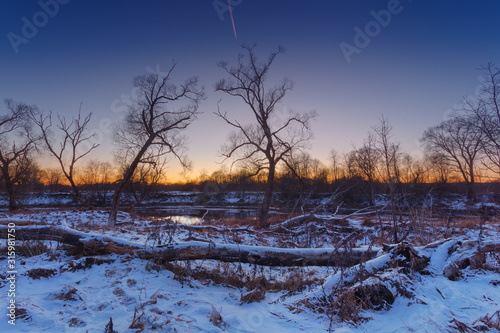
(1, 0, 499, 179)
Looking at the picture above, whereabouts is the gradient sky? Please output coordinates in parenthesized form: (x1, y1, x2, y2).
(1, 0, 499, 181)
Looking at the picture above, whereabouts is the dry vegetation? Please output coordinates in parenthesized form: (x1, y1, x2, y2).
(1, 194, 499, 331)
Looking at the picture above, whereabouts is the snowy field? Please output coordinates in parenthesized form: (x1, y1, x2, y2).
(0, 194, 499, 332)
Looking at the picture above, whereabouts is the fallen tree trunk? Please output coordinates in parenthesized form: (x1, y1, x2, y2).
(0, 226, 377, 267)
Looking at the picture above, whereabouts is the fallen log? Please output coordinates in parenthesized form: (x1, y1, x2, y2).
(0, 225, 378, 267)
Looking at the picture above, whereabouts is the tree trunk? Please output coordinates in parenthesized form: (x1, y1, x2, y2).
(61, 164, 80, 205)
(5, 178, 18, 211)
(259, 162, 275, 229)
(468, 165, 476, 201)
(0, 226, 378, 267)
(2, 165, 18, 210)
(389, 183, 398, 243)
(108, 135, 155, 227)
(68, 178, 80, 204)
(368, 179, 375, 206)
(466, 182, 476, 201)
(108, 189, 122, 227)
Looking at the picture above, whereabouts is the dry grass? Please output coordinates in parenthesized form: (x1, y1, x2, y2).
(160, 260, 323, 293)
(17, 241, 52, 257)
(62, 257, 115, 272)
(16, 308, 30, 321)
(240, 288, 266, 304)
(27, 268, 56, 279)
(205, 213, 292, 228)
(53, 285, 82, 301)
(218, 216, 259, 227)
(473, 311, 500, 331)
(208, 305, 227, 329)
(68, 317, 86, 327)
(104, 317, 118, 333)
(333, 288, 367, 324)
(309, 282, 396, 326)
(128, 306, 145, 331)
(454, 217, 482, 229)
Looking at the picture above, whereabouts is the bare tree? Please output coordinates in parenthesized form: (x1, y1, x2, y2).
(126, 155, 166, 205)
(421, 114, 485, 200)
(108, 65, 205, 226)
(0, 99, 39, 210)
(81, 160, 114, 187)
(215, 45, 316, 228)
(80, 160, 115, 205)
(329, 149, 343, 182)
(31, 105, 99, 203)
(349, 133, 380, 206)
(424, 152, 454, 184)
(373, 116, 402, 241)
(463, 63, 500, 176)
(399, 153, 425, 184)
(279, 152, 328, 193)
(373, 116, 402, 186)
(41, 167, 63, 190)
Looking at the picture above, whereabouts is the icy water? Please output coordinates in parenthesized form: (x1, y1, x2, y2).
(137, 205, 286, 225)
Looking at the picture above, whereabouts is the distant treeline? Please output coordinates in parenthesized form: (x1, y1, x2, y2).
(3, 166, 499, 207)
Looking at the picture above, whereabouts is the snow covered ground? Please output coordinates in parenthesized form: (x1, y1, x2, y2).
(0, 197, 499, 332)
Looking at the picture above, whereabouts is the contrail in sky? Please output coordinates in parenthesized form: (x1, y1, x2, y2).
(227, 0, 237, 39)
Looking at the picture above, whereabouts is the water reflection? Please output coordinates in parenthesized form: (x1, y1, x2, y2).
(160, 215, 203, 225)
(138, 206, 284, 225)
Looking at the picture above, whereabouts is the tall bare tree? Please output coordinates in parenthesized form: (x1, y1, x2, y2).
(329, 149, 343, 182)
(215, 45, 316, 228)
(463, 63, 500, 176)
(373, 116, 402, 241)
(31, 105, 99, 203)
(422, 114, 485, 200)
(0, 99, 39, 210)
(108, 65, 205, 226)
(373, 116, 402, 186)
(424, 152, 454, 184)
(349, 133, 380, 206)
(399, 153, 425, 184)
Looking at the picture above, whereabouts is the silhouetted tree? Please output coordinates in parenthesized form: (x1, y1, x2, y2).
(329, 149, 343, 182)
(463, 63, 500, 176)
(108, 65, 205, 226)
(424, 152, 454, 183)
(422, 114, 485, 200)
(373, 116, 402, 241)
(215, 45, 316, 228)
(0, 99, 39, 210)
(31, 105, 99, 203)
(350, 133, 380, 206)
(399, 153, 425, 184)
(41, 167, 63, 191)
(80, 160, 115, 205)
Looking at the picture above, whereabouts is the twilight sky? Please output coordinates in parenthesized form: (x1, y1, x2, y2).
(1, 0, 499, 181)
